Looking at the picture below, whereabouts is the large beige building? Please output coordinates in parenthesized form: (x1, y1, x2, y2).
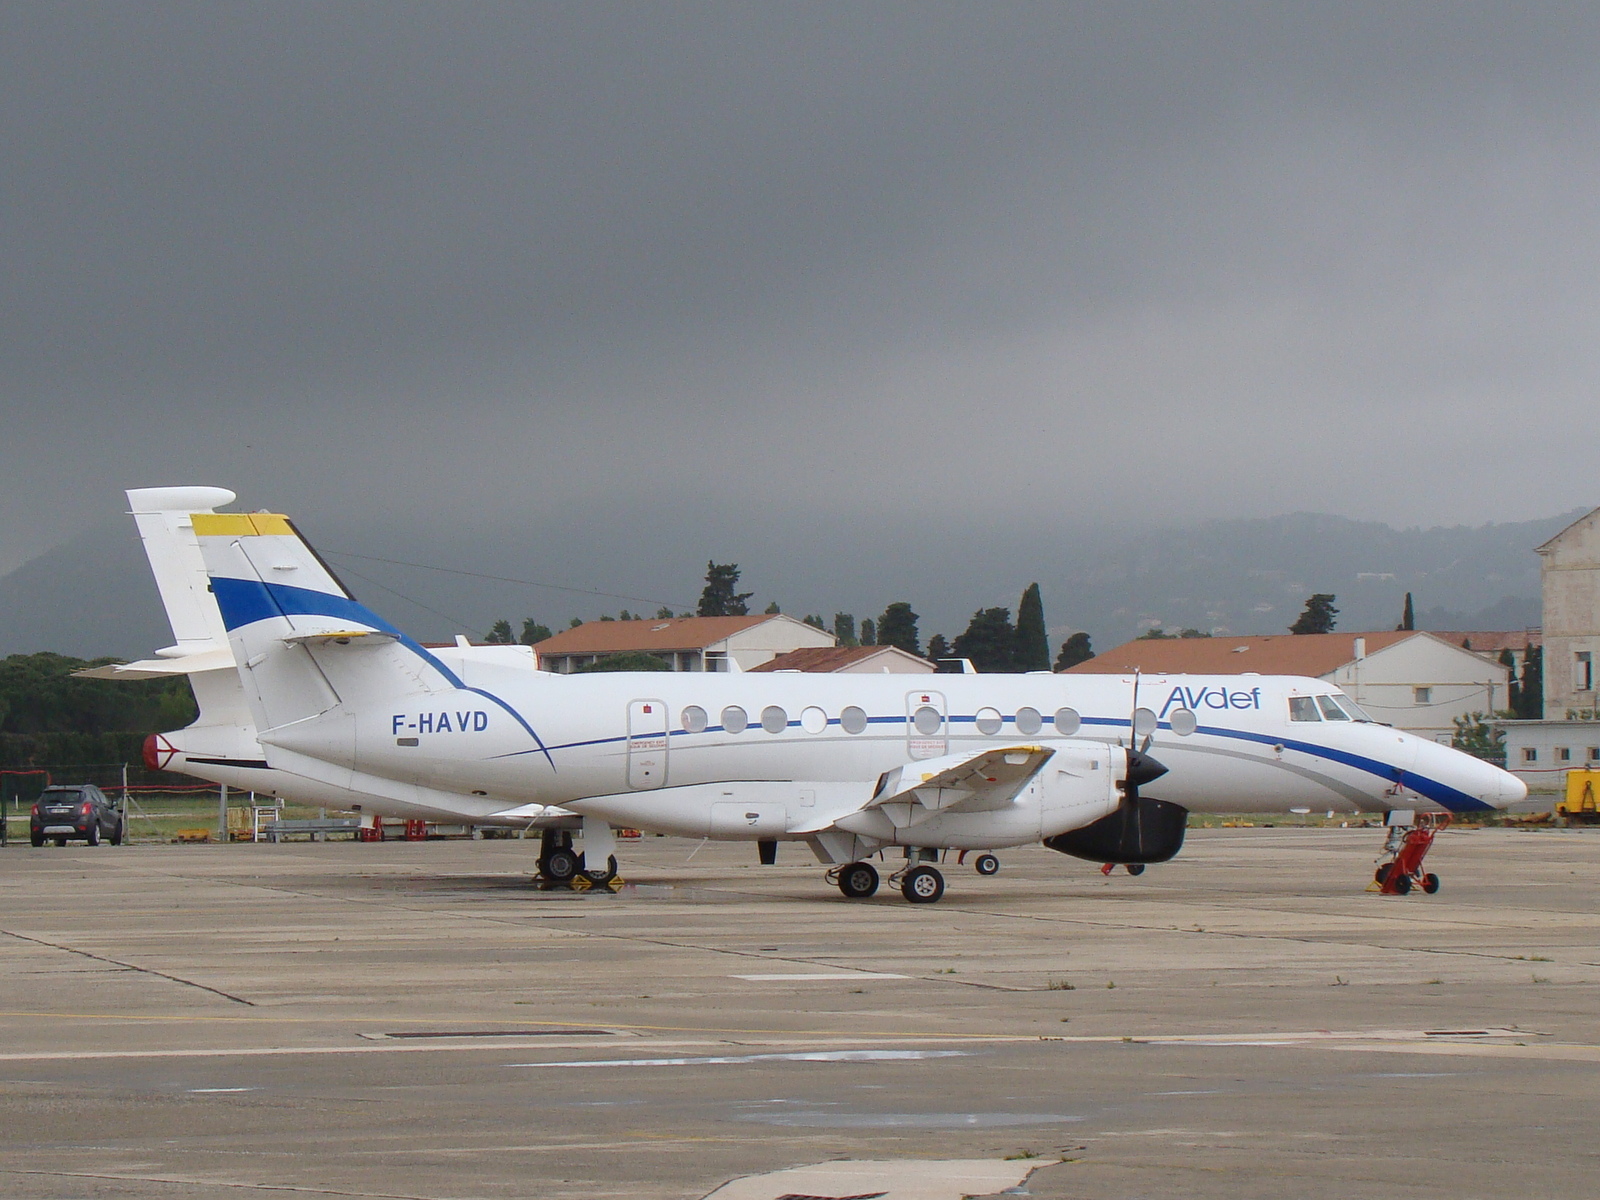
(1537, 507, 1600, 719)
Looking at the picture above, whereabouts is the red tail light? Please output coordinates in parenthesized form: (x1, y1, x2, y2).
(30, 804, 39, 817)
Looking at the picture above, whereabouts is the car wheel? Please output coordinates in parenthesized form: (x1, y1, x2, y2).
(110, 820, 124, 846)
(87, 824, 101, 846)
(30, 833, 43, 848)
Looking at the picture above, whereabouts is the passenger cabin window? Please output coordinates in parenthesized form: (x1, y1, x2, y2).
(1288, 696, 1321, 721)
(840, 705, 868, 735)
(1316, 695, 1351, 721)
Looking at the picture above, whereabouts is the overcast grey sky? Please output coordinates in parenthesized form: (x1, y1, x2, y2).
(4, 4, 1599, 628)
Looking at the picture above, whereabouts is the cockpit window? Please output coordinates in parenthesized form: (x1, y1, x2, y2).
(1317, 695, 1351, 721)
(1288, 696, 1321, 722)
(1330, 693, 1372, 721)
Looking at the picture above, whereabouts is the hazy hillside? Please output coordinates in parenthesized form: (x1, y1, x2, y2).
(0, 508, 1575, 660)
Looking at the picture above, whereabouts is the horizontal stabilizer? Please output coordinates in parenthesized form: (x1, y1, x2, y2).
(73, 645, 237, 680)
(280, 629, 400, 647)
(867, 745, 1054, 820)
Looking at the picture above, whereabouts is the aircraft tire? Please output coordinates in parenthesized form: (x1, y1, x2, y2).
(901, 864, 944, 904)
(1124, 863, 1145, 876)
(1375, 863, 1392, 885)
(973, 853, 1000, 876)
(581, 855, 619, 885)
(838, 862, 879, 899)
(1421, 873, 1440, 894)
(543, 848, 580, 882)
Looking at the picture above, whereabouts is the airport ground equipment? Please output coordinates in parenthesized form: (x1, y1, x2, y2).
(1557, 770, 1600, 825)
(1373, 811, 1447, 895)
(264, 817, 361, 842)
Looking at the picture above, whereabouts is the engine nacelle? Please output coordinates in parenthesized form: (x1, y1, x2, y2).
(1043, 797, 1188, 865)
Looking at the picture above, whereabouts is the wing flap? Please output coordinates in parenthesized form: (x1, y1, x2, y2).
(866, 745, 1054, 818)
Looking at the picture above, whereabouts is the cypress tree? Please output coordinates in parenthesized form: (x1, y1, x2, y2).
(1014, 583, 1050, 672)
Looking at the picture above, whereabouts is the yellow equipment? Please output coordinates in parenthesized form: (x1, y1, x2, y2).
(1558, 770, 1600, 824)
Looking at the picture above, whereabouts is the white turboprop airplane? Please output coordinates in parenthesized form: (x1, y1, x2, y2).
(153, 498, 1525, 904)
(85, 488, 590, 866)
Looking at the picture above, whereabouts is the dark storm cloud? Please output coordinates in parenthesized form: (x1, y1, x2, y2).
(4, 3, 1600, 637)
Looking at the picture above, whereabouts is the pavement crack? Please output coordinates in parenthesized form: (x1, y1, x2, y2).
(0, 928, 255, 1006)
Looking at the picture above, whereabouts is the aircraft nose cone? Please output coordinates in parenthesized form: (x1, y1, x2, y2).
(1499, 769, 1529, 808)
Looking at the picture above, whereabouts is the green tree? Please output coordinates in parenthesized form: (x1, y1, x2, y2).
(573, 651, 672, 673)
(876, 602, 921, 656)
(567, 616, 584, 628)
(698, 562, 752, 616)
(1451, 712, 1506, 762)
(1499, 647, 1521, 715)
(1518, 644, 1543, 719)
(1014, 583, 1049, 672)
(1399, 592, 1415, 631)
(485, 619, 514, 644)
(1289, 594, 1338, 634)
(802, 614, 826, 630)
(764, 600, 781, 614)
(519, 619, 552, 646)
(833, 613, 857, 646)
(655, 607, 675, 619)
(952, 608, 1016, 672)
(859, 617, 876, 646)
(1054, 631, 1093, 670)
(926, 633, 951, 661)
(1137, 628, 1173, 640)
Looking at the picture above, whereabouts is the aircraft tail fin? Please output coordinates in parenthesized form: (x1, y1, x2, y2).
(192, 511, 457, 734)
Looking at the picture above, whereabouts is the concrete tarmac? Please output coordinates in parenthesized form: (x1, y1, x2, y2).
(0, 826, 1597, 1198)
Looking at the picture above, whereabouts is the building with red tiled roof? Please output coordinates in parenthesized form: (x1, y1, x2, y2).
(749, 645, 935, 674)
(1068, 630, 1510, 742)
(530, 613, 834, 673)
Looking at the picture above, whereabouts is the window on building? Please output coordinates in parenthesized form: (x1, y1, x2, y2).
(1288, 697, 1321, 721)
(1577, 651, 1594, 692)
(1558, 747, 1572, 762)
(1413, 686, 1432, 704)
(705, 651, 728, 672)
(1522, 747, 1538, 763)
(1589, 747, 1600, 761)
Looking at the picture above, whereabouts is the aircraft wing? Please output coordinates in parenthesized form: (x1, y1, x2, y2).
(864, 745, 1055, 819)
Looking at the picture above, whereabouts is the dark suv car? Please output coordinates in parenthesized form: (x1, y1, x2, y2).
(30, 785, 124, 847)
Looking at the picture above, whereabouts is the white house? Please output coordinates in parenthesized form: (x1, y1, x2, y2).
(530, 613, 835, 673)
(749, 645, 936, 674)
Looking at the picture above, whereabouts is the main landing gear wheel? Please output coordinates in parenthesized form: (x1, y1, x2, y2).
(837, 862, 880, 899)
(901, 864, 945, 904)
(973, 853, 1000, 876)
(542, 847, 580, 883)
(581, 855, 619, 885)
